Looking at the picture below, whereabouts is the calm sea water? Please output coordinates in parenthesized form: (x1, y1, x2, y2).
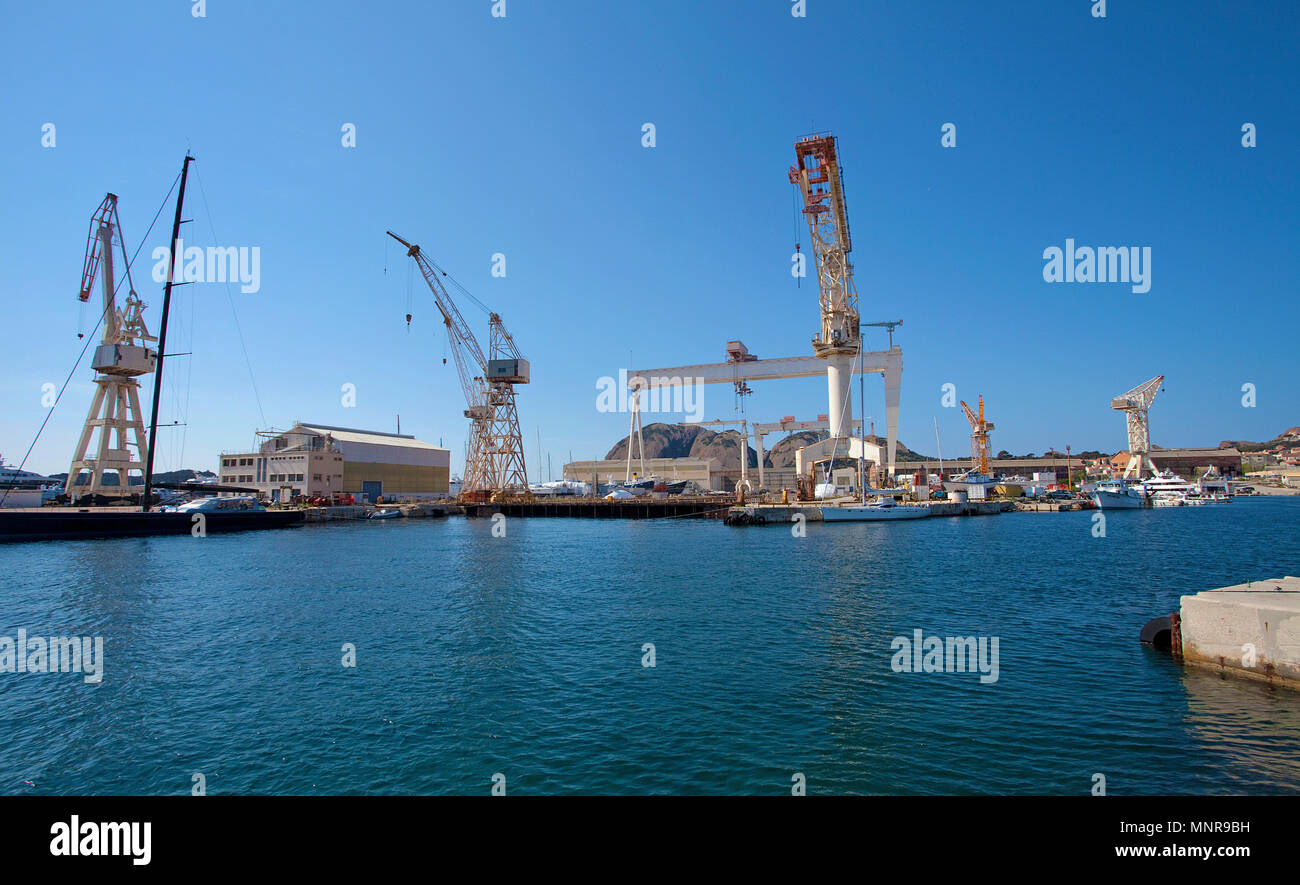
(2, 498, 1298, 796)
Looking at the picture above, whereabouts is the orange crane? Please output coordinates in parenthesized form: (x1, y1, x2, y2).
(960, 396, 994, 476)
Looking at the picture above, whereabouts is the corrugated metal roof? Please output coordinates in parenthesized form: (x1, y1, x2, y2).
(297, 423, 446, 451)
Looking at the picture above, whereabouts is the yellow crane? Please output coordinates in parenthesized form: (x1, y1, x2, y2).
(960, 396, 994, 476)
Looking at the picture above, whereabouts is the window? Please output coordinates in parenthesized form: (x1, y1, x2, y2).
(274, 438, 286, 450)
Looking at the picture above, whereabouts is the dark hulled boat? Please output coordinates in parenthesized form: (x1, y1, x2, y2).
(0, 508, 303, 542)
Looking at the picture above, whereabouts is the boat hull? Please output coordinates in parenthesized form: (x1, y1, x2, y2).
(1091, 489, 1147, 509)
(821, 505, 930, 521)
(0, 509, 305, 542)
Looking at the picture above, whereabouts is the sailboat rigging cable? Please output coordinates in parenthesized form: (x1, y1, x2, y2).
(194, 166, 266, 428)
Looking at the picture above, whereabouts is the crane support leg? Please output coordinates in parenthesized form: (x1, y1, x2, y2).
(825, 354, 854, 440)
(884, 361, 901, 478)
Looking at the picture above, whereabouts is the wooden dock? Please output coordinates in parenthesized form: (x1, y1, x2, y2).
(461, 497, 732, 520)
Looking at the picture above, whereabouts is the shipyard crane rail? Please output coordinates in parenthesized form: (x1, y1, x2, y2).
(387, 231, 529, 495)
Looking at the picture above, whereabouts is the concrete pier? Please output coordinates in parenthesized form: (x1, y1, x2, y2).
(462, 498, 731, 520)
(1177, 576, 1300, 689)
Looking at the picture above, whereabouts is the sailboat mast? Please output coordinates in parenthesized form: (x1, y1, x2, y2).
(142, 153, 194, 512)
(934, 416, 944, 481)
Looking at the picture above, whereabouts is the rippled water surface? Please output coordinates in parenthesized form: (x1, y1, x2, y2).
(2, 498, 1298, 795)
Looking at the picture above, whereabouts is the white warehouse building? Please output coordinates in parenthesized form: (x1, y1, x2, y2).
(219, 422, 450, 503)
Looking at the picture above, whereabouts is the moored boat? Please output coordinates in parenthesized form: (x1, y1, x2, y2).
(1091, 479, 1149, 509)
(821, 496, 930, 521)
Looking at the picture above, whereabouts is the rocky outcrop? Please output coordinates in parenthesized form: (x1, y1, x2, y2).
(604, 423, 709, 461)
(688, 429, 758, 468)
(766, 431, 828, 467)
(605, 422, 937, 468)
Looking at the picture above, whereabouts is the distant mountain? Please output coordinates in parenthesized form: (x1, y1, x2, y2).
(604, 422, 932, 468)
(767, 431, 827, 467)
(605, 423, 709, 461)
(605, 423, 757, 469)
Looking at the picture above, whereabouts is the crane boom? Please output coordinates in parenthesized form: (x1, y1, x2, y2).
(387, 231, 487, 414)
(790, 134, 860, 354)
(387, 230, 529, 495)
(960, 396, 994, 476)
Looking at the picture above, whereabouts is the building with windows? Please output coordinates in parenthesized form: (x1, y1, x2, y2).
(219, 422, 450, 503)
(1110, 447, 1243, 478)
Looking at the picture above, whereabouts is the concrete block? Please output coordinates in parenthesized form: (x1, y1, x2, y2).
(1179, 576, 1300, 688)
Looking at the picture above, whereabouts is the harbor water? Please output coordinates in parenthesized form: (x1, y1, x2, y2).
(3, 498, 1299, 795)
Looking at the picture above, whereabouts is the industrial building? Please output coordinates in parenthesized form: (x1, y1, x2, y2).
(220, 422, 450, 503)
(1110, 447, 1242, 478)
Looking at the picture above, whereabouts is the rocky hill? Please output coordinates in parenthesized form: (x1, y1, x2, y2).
(1217, 428, 1300, 452)
(605, 422, 931, 469)
(605, 423, 757, 468)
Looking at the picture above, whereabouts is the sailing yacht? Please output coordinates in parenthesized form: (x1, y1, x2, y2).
(821, 495, 930, 521)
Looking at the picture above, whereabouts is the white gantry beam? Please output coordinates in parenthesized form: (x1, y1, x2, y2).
(751, 417, 862, 490)
(629, 346, 903, 477)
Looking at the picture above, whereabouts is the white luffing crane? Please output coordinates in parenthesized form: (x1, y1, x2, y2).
(1111, 375, 1165, 479)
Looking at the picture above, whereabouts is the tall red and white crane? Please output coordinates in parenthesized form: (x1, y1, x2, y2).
(387, 231, 529, 495)
(66, 194, 158, 498)
(630, 132, 904, 477)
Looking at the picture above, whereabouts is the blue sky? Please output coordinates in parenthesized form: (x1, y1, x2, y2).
(2, 0, 1296, 477)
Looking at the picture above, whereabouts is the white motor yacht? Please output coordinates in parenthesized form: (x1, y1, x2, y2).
(1091, 479, 1149, 509)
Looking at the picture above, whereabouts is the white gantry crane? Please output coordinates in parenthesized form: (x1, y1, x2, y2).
(682, 418, 752, 488)
(66, 194, 157, 498)
(388, 231, 529, 496)
(630, 134, 904, 477)
(1111, 375, 1165, 479)
(750, 415, 861, 490)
